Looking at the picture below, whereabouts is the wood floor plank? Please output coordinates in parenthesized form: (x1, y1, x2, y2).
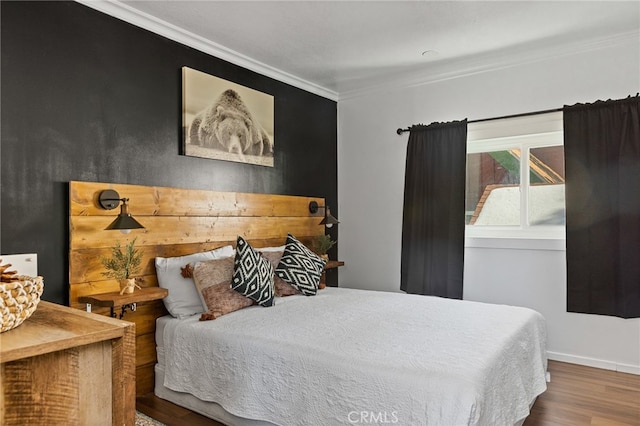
(137, 360, 640, 426)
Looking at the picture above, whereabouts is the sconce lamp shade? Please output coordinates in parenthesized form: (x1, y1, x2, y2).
(99, 190, 145, 231)
(319, 206, 340, 228)
(105, 207, 145, 231)
(309, 201, 339, 228)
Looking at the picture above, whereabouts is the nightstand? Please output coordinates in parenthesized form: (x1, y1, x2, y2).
(321, 260, 344, 288)
(78, 287, 168, 319)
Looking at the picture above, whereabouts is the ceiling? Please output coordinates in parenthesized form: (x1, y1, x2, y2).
(109, 1, 639, 99)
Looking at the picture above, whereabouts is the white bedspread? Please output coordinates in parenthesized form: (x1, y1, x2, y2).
(162, 287, 547, 426)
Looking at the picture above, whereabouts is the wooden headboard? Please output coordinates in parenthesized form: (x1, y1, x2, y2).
(69, 180, 325, 394)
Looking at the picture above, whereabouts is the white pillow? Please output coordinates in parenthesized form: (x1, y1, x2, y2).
(256, 245, 286, 252)
(155, 245, 235, 318)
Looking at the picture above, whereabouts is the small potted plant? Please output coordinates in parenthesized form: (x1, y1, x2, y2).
(101, 237, 143, 294)
(311, 234, 337, 261)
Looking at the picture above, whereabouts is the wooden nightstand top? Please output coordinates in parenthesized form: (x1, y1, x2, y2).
(78, 287, 168, 308)
(324, 260, 344, 270)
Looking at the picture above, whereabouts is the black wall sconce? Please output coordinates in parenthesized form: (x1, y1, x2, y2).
(309, 201, 339, 228)
(98, 189, 145, 233)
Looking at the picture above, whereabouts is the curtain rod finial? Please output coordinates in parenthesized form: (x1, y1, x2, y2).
(396, 128, 405, 135)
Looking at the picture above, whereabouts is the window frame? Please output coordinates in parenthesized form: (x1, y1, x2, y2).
(465, 112, 565, 241)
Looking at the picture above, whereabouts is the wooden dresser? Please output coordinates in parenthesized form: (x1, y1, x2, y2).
(0, 301, 135, 425)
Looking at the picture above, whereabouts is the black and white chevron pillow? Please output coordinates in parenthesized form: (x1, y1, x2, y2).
(275, 234, 327, 296)
(231, 236, 275, 307)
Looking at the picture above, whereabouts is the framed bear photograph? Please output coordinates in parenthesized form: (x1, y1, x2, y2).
(182, 66, 274, 167)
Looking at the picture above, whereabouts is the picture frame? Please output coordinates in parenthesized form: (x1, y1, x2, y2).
(182, 66, 274, 167)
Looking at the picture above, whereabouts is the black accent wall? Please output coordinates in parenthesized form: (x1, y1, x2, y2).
(1, 1, 338, 304)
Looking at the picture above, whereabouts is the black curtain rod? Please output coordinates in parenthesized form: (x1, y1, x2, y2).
(396, 107, 563, 135)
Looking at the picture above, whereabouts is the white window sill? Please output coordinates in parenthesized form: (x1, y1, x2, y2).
(465, 236, 566, 251)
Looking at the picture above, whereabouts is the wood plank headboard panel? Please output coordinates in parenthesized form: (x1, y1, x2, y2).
(69, 180, 325, 394)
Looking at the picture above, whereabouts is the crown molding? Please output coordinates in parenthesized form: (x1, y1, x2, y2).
(75, 0, 339, 101)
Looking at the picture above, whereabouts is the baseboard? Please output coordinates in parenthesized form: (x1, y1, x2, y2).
(547, 351, 640, 375)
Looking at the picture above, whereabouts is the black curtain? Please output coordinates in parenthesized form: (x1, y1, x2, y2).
(400, 120, 467, 298)
(565, 95, 640, 318)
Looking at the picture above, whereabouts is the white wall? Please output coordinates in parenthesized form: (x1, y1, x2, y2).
(337, 37, 640, 373)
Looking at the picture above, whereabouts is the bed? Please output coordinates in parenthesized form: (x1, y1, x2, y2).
(155, 287, 547, 426)
(67, 181, 547, 423)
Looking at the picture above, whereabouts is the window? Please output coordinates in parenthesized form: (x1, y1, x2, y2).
(465, 112, 565, 239)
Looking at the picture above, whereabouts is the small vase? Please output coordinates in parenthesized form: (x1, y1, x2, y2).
(119, 278, 137, 294)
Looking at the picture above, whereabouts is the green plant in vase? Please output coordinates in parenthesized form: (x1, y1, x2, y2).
(312, 234, 337, 260)
(101, 237, 143, 294)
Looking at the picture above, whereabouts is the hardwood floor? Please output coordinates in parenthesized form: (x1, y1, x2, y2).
(136, 392, 224, 426)
(525, 361, 640, 426)
(137, 360, 640, 426)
